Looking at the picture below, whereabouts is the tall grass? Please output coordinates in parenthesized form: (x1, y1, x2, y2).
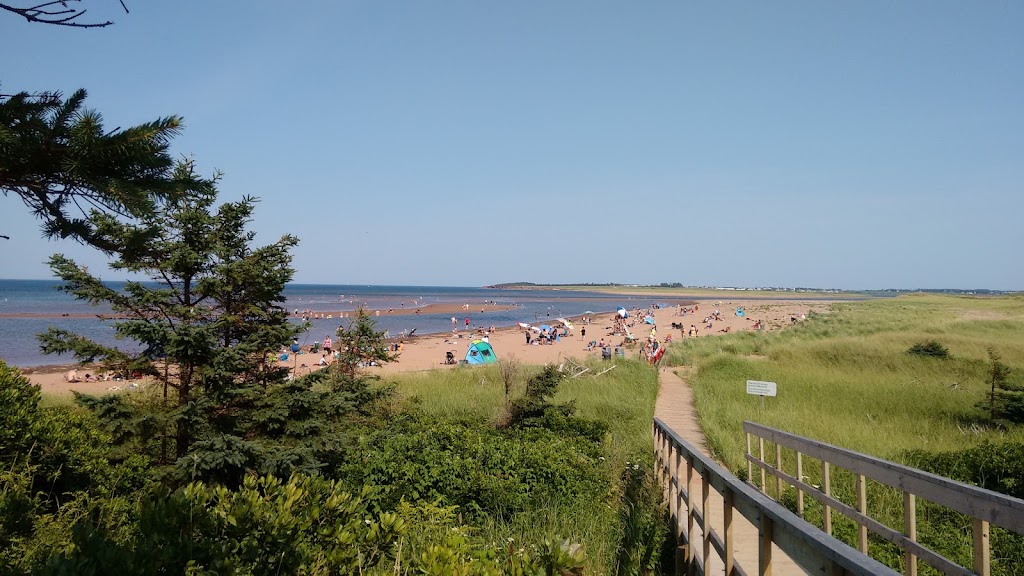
(391, 359, 658, 469)
(663, 294, 1024, 470)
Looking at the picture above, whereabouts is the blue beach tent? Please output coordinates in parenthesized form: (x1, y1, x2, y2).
(465, 339, 497, 365)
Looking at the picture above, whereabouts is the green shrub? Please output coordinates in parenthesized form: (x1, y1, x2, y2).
(344, 417, 608, 522)
(907, 340, 950, 358)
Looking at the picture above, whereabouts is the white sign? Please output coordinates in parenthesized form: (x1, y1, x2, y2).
(746, 380, 777, 397)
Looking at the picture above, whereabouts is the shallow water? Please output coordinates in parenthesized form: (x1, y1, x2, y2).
(0, 280, 668, 367)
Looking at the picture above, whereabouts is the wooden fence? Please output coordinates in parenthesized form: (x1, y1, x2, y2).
(744, 421, 1024, 576)
(654, 417, 898, 575)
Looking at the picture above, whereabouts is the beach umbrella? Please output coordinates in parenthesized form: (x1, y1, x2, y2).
(538, 324, 552, 332)
(616, 307, 628, 318)
(556, 317, 573, 328)
(517, 322, 531, 329)
(644, 315, 655, 325)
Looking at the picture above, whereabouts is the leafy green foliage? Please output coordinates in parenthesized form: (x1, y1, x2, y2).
(904, 442, 1024, 500)
(345, 415, 608, 522)
(900, 443, 1024, 575)
(614, 464, 673, 576)
(0, 361, 147, 575)
(907, 340, 950, 358)
(46, 474, 406, 575)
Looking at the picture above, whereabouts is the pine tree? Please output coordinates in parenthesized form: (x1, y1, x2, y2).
(0, 87, 193, 248)
(38, 160, 300, 475)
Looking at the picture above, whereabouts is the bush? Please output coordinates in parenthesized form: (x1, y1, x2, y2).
(345, 417, 608, 521)
(907, 340, 949, 358)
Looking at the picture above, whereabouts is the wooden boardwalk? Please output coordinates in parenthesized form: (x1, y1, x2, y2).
(656, 367, 805, 575)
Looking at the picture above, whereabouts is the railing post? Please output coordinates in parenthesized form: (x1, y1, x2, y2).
(724, 487, 735, 576)
(796, 451, 804, 518)
(687, 454, 696, 576)
(759, 512, 773, 576)
(675, 448, 683, 538)
(973, 518, 990, 576)
(702, 471, 711, 572)
(663, 431, 671, 501)
(903, 491, 917, 576)
(856, 473, 868, 554)
(822, 461, 832, 536)
(775, 442, 784, 499)
(749, 430, 757, 483)
(758, 436, 766, 493)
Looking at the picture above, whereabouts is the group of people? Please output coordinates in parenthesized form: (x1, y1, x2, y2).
(294, 308, 346, 321)
(525, 326, 566, 345)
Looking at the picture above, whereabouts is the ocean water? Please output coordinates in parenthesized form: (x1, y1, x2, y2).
(0, 280, 667, 367)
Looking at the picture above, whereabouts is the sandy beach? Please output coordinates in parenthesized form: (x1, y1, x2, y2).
(20, 297, 834, 395)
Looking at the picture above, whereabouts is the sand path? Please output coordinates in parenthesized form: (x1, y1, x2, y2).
(656, 367, 804, 574)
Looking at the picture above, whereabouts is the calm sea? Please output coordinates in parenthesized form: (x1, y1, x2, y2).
(0, 279, 669, 367)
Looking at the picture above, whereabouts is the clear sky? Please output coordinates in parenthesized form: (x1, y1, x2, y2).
(2, 1, 1022, 289)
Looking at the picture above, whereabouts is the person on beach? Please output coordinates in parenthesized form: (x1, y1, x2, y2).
(465, 317, 470, 329)
(581, 326, 586, 340)
(323, 336, 332, 354)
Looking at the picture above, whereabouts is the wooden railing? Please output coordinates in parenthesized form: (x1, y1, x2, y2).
(744, 421, 1024, 576)
(654, 417, 898, 576)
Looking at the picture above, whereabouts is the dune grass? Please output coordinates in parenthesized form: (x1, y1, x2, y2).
(663, 293, 1024, 470)
(661, 294, 1024, 574)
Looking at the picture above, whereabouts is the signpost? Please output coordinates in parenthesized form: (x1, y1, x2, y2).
(747, 380, 777, 409)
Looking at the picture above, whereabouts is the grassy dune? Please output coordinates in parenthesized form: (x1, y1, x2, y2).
(664, 293, 1024, 469)
(663, 294, 1024, 574)
(391, 358, 659, 472)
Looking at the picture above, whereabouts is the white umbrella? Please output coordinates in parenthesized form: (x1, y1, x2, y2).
(556, 317, 573, 328)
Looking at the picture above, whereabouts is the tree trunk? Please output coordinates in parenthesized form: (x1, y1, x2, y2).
(176, 368, 191, 459)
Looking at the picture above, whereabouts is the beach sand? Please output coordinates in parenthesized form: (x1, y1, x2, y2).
(21, 298, 833, 395)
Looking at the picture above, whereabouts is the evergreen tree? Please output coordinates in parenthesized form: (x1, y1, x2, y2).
(38, 160, 300, 480)
(0, 87, 192, 248)
(985, 348, 1024, 424)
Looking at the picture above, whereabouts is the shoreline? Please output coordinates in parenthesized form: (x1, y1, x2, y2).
(0, 302, 517, 321)
(18, 298, 839, 395)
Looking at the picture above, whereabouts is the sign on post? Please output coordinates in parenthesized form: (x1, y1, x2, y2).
(746, 380, 777, 397)
(747, 380, 777, 409)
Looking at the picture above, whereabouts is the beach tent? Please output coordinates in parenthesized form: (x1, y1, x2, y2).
(735, 307, 745, 317)
(465, 339, 497, 365)
(644, 315, 655, 325)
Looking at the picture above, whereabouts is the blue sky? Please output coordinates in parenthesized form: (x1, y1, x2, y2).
(2, 1, 1022, 289)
